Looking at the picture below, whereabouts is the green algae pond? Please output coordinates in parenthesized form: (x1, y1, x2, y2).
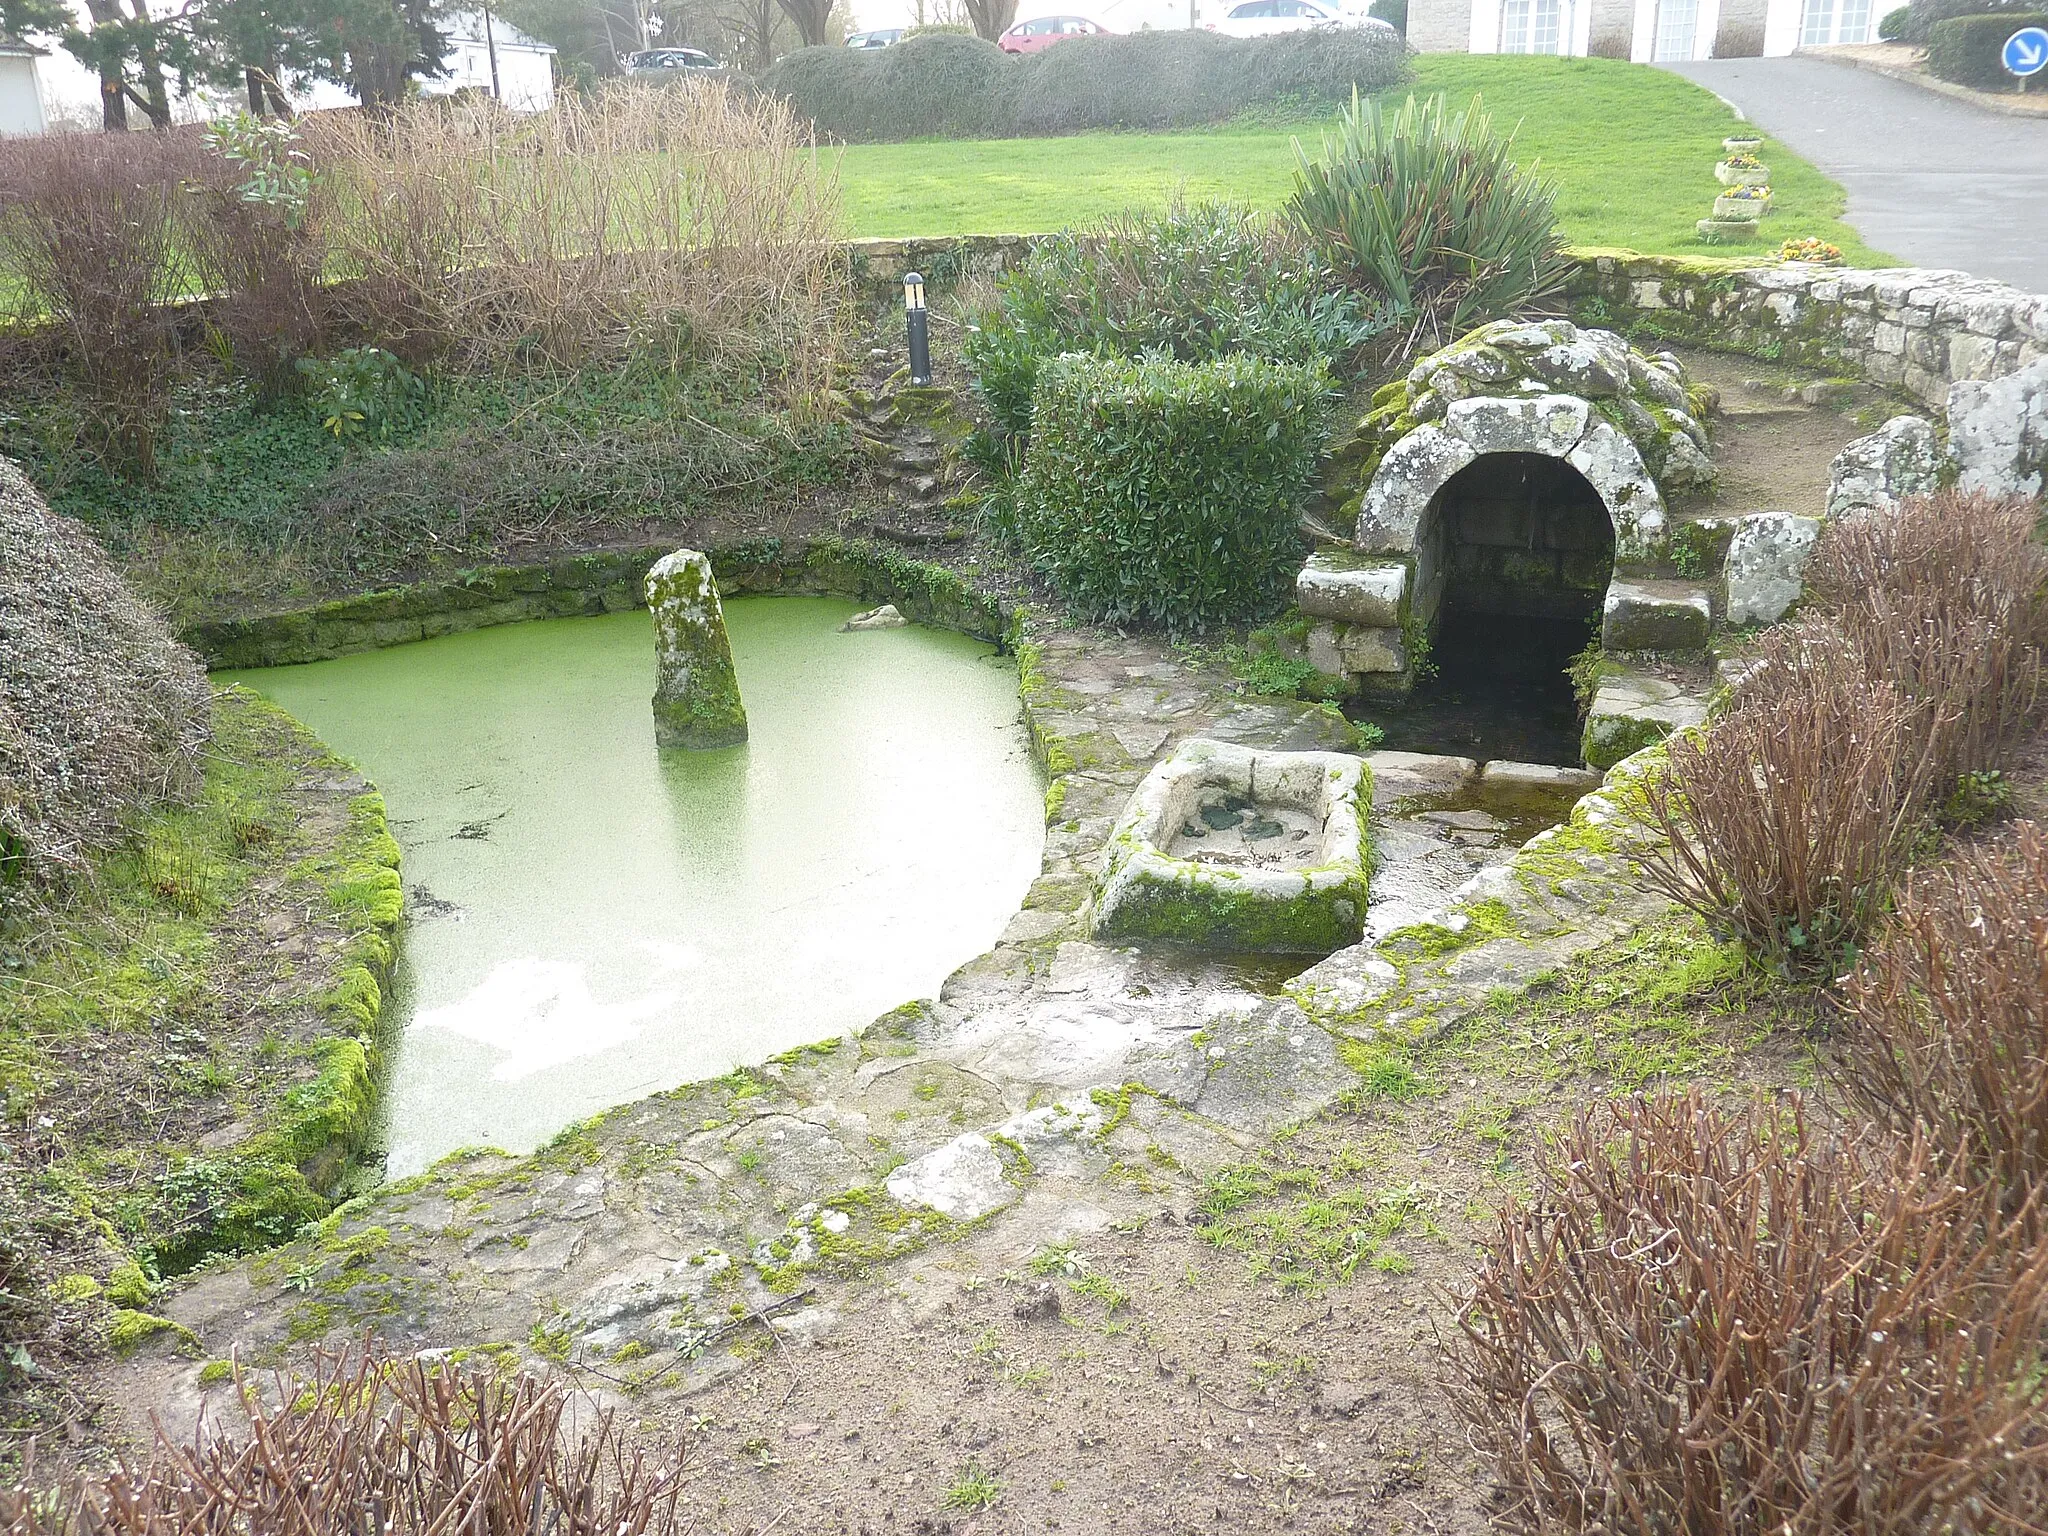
(222, 598, 1044, 1176)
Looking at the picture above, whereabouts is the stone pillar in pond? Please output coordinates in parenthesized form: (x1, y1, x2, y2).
(646, 548, 747, 750)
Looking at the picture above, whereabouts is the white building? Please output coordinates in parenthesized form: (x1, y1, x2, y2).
(428, 10, 557, 110)
(1407, 0, 1879, 61)
(0, 37, 48, 135)
(10, 6, 553, 133)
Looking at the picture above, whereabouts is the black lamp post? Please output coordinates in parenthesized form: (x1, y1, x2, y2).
(904, 271, 931, 386)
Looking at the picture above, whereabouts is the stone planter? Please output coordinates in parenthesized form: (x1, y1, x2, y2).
(1715, 161, 1770, 187)
(1713, 193, 1770, 219)
(1091, 738, 1371, 955)
(1697, 215, 1762, 244)
(1722, 135, 1763, 154)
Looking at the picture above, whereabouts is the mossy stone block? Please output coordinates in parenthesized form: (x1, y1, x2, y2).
(646, 548, 748, 751)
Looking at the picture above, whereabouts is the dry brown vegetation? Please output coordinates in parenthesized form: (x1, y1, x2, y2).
(1451, 1092, 2048, 1536)
(0, 81, 849, 476)
(4, 1348, 688, 1535)
(1835, 820, 2048, 1207)
(308, 83, 847, 398)
(1635, 490, 2048, 973)
(0, 461, 210, 900)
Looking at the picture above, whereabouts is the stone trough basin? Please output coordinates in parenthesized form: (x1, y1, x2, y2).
(1091, 738, 1371, 955)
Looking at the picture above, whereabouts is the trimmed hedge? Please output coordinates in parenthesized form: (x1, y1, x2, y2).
(759, 28, 1409, 143)
(1878, 3, 1908, 37)
(1016, 353, 1331, 632)
(965, 201, 1385, 446)
(1904, 0, 2035, 42)
(1927, 10, 2048, 86)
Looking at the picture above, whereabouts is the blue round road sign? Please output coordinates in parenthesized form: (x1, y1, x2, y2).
(2005, 24, 2048, 77)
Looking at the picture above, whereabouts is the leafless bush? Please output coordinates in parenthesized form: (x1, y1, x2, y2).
(4, 1345, 688, 1535)
(1633, 622, 1950, 974)
(310, 81, 848, 408)
(1834, 820, 2048, 1207)
(181, 124, 334, 398)
(0, 131, 202, 475)
(1805, 490, 2048, 783)
(0, 460, 210, 903)
(1449, 1091, 2048, 1536)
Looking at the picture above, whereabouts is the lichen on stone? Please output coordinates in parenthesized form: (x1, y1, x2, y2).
(645, 548, 748, 751)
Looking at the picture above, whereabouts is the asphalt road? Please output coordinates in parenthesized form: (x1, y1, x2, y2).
(1664, 56, 2048, 294)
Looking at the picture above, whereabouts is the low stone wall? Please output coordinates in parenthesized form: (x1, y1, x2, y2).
(184, 537, 1009, 670)
(842, 234, 2047, 413)
(844, 234, 1035, 305)
(1568, 251, 2048, 407)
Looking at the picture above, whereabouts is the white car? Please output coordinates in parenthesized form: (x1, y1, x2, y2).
(1205, 0, 1394, 36)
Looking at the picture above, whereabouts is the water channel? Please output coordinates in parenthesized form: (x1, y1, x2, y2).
(223, 598, 1045, 1176)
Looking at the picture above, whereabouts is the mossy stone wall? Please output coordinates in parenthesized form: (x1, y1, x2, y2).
(183, 538, 1008, 670)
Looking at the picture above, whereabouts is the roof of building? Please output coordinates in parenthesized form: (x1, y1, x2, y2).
(442, 9, 557, 52)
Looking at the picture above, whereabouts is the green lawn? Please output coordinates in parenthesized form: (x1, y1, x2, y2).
(835, 55, 1888, 264)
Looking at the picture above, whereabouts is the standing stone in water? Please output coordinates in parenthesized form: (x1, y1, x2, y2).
(646, 548, 747, 750)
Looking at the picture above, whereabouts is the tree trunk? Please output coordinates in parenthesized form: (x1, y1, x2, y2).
(771, 0, 831, 48)
(77, 0, 131, 127)
(122, 0, 174, 128)
(961, 0, 1016, 41)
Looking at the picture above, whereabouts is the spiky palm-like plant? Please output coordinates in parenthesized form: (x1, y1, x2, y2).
(1288, 91, 1571, 352)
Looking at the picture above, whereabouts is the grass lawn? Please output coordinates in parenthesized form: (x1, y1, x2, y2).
(835, 55, 1888, 264)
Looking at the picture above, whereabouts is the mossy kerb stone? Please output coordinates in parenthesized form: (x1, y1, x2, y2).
(646, 548, 747, 751)
(1091, 738, 1371, 955)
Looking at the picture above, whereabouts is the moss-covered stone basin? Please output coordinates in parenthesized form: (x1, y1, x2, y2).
(221, 597, 1043, 1175)
(1091, 739, 1371, 956)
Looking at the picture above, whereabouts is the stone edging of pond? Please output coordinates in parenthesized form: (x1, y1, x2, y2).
(110, 543, 1679, 1442)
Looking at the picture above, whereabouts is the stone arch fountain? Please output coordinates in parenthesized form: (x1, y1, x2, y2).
(1302, 320, 1718, 696)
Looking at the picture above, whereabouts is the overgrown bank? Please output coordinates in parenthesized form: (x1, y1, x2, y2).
(0, 691, 399, 1458)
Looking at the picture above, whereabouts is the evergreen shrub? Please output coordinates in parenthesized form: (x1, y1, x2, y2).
(964, 201, 1385, 446)
(1016, 352, 1331, 632)
(1904, 0, 2032, 42)
(759, 28, 1407, 143)
(1878, 3, 1909, 36)
(1288, 92, 1570, 349)
(1925, 11, 2048, 87)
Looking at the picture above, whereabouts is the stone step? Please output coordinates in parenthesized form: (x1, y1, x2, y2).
(1601, 578, 1712, 653)
(1582, 666, 1712, 770)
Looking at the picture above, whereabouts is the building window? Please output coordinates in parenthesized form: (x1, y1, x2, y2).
(1501, 0, 1562, 51)
(1653, 0, 1698, 56)
(1800, 0, 1836, 44)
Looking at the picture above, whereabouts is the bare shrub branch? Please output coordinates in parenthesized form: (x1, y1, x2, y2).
(1632, 624, 1949, 973)
(1449, 1091, 2048, 1536)
(0, 131, 203, 476)
(308, 81, 849, 409)
(3, 1345, 689, 1535)
(1805, 489, 2048, 784)
(1834, 820, 2048, 1207)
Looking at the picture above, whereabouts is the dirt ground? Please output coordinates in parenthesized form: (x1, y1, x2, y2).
(640, 927, 1814, 1536)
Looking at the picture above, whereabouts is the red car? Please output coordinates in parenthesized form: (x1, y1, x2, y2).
(999, 13, 1109, 51)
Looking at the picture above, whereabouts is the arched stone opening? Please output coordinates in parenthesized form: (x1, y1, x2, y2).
(1405, 451, 1616, 764)
(1419, 452, 1615, 632)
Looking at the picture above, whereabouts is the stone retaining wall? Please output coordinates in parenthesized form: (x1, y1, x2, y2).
(1567, 251, 2048, 407)
(845, 235, 2047, 414)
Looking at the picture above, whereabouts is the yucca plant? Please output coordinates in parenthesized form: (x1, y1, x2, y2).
(1288, 91, 1571, 352)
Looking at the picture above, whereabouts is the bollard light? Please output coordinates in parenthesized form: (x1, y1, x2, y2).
(904, 271, 931, 386)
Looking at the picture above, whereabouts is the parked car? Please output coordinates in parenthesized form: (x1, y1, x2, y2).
(998, 14, 1109, 51)
(1204, 0, 1394, 35)
(624, 46, 723, 71)
(846, 27, 905, 46)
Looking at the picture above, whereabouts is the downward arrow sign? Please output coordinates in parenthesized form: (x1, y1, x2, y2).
(2018, 37, 2046, 65)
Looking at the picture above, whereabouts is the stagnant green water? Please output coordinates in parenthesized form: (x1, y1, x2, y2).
(222, 599, 1043, 1176)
